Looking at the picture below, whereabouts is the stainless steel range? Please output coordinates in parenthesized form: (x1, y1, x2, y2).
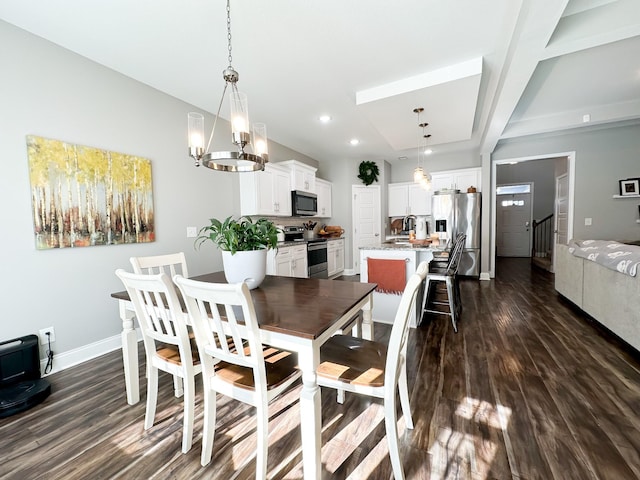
(283, 226, 328, 279)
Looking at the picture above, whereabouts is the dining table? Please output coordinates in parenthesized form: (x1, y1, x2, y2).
(111, 272, 377, 480)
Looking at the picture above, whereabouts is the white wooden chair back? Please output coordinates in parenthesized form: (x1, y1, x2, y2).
(115, 269, 192, 366)
(384, 261, 429, 395)
(173, 275, 267, 395)
(130, 252, 189, 278)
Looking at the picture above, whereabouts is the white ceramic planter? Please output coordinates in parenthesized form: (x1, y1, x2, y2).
(221, 249, 267, 289)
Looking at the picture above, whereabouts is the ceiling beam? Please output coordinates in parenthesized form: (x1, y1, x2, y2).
(480, 0, 570, 155)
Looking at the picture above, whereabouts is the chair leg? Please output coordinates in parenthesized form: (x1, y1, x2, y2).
(255, 399, 269, 480)
(144, 366, 159, 430)
(420, 277, 431, 316)
(200, 388, 217, 466)
(384, 394, 405, 480)
(337, 388, 345, 404)
(181, 374, 195, 453)
(398, 361, 413, 430)
(446, 277, 458, 333)
(173, 374, 184, 397)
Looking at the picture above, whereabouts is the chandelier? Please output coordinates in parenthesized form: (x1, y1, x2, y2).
(412, 108, 432, 190)
(187, 0, 268, 172)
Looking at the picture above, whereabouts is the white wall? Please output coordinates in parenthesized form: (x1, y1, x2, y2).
(0, 21, 318, 367)
(390, 150, 481, 183)
(493, 124, 640, 242)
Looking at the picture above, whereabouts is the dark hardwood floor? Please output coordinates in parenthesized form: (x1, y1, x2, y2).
(2, 258, 640, 479)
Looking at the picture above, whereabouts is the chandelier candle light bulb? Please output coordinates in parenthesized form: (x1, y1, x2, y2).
(188, 112, 205, 164)
(253, 123, 269, 160)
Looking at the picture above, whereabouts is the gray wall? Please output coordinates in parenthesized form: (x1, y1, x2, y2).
(0, 21, 318, 362)
(493, 124, 640, 242)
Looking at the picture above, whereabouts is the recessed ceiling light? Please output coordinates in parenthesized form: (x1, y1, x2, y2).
(398, 156, 408, 161)
(424, 148, 433, 155)
(319, 115, 332, 123)
(350, 138, 360, 146)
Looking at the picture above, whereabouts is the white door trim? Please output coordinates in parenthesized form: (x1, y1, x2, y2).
(553, 173, 569, 273)
(490, 152, 575, 278)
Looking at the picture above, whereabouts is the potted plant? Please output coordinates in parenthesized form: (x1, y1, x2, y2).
(196, 216, 280, 289)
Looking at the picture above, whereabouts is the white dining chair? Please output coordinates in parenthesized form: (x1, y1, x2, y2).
(315, 261, 429, 480)
(115, 269, 201, 454)
(130, 252, 190, 397)
(130, 252, 189, 277)
(173, 275, 302, 477)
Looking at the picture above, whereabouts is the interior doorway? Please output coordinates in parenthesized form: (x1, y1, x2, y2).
(490, 152, 575, 278)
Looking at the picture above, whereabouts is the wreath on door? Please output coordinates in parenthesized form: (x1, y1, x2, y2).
(357, 161, 379, 186)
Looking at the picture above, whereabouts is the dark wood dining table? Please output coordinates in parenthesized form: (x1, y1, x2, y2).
(111, 272, 377, 480)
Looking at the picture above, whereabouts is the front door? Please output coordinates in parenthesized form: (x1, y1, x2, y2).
(352, 185, 381, 274)
(496, 186, 533, 257)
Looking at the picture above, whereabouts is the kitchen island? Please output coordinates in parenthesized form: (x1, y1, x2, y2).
(360, 243, 435, 327)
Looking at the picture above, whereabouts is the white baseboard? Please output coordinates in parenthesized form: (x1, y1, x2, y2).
(343, 268, 358, 276)
(480, 272, 491, 281)
(40, 328, 142, 377)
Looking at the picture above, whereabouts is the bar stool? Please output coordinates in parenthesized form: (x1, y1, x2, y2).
(422, 234, 466, 332)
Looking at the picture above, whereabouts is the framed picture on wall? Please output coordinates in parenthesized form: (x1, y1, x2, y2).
(619, 178, 640, 196)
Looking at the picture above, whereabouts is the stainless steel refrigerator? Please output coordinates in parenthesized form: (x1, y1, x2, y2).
(432, 192, 481, 277)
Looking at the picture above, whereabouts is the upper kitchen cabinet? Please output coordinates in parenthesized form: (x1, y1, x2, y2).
(430, 167, 481, 193)
(239, 163, 292, 216)
(278, 160, 317, 193)
(315, 178, 332, 218)
(388, 182, 431, 216)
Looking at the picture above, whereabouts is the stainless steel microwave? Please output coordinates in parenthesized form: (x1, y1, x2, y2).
(291, 190, 317, 216)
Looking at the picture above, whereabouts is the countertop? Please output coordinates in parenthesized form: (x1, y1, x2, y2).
(360, 242, 436, 252)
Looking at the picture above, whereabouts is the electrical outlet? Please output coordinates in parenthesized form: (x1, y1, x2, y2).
(38, 327, 55, 345)
(186, 226, 198, 238)
(585, 217, 592, 226)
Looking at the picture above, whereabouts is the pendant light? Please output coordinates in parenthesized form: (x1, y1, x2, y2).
(412, 108, 432, 190)
(187, 0, 268, 172)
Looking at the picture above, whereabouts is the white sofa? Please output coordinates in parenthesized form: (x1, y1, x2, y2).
(555, 243, 640, 351)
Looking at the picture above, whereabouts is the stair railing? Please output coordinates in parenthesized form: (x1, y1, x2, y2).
(532, 213, 554, 261)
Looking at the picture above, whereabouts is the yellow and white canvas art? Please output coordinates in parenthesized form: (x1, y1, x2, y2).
(27, 135, 155, 249)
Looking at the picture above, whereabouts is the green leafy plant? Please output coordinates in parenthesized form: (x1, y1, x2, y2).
(195, 216, 280, 255)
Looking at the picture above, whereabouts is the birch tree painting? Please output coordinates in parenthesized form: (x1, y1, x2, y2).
(27, 136, 155, 249)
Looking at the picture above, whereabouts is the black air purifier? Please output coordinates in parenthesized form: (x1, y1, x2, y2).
(0, 335, 51, 418)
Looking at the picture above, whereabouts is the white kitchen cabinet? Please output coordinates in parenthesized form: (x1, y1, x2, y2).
(388, 182, 431, 216)
(315, 178, 332, 218)
(430, 167, 481, 193)
(239, 163, 291, 216)
(277, 159, 317, 193)
(267, 244, 308, 278)
(327, 238, 345, 278)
